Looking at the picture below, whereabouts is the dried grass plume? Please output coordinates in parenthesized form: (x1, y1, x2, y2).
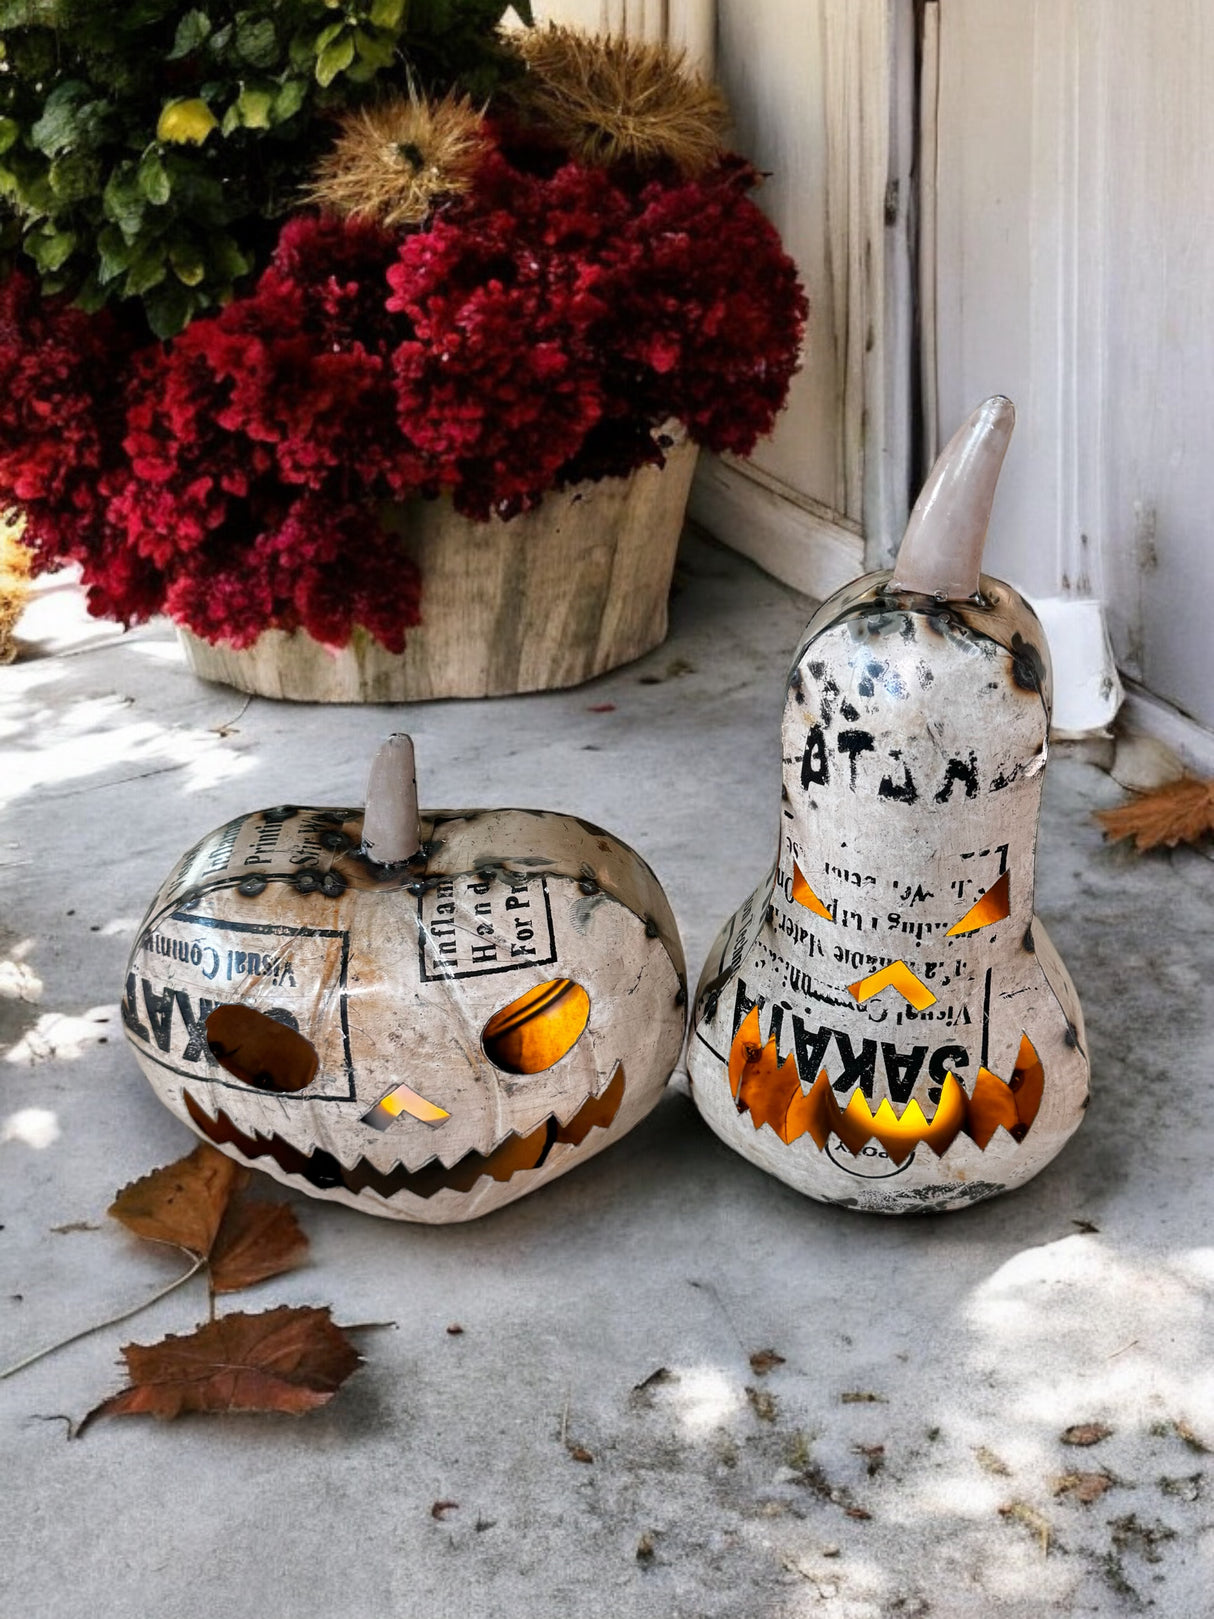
(510, 25, 730, 174)
(307, 93, 488, 230)
(0, 520, 32, 665)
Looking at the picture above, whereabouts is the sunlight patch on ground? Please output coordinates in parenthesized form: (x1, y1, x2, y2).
(670, 1365, 746, 1435)
(1, 1107, 60, 1148)
(0, 950, 42, 1002)
(4, 1004, 117, 1064)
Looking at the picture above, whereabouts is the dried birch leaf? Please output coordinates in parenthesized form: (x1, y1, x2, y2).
(109, 1143, 246, 1257)
(998, 1500, 1051, 1553)
(209, 1199, 308, 1294)
(1096, 778, 1214, 851)
(79, 1306, 361, 1431)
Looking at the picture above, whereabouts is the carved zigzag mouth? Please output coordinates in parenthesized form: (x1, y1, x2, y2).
(729, 1009, 1042, 1165)
(184, 1063, 625, 1201)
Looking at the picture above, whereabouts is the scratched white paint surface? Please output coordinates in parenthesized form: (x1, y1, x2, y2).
(933, 0, 1214, 731)
(1, 536, 1212, 1617)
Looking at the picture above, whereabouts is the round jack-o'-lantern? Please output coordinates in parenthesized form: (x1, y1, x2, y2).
(123, 736, 686, 1222)
(689, 398, 1089, 1212)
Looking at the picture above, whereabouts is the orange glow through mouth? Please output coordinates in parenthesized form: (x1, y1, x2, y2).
(185, 1062, 626, 1201)
(728, 1007, 1042, 1164)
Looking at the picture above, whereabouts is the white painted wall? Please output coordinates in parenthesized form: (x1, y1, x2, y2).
(931, 0, 1214, 732)
(534, 0, 914, 601)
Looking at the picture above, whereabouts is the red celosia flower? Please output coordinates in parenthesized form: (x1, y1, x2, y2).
(0, 145, 805, 650)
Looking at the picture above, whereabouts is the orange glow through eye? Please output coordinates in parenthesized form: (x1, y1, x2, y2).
(847, 960, 938, 1011)
(791, 862, 834, 921)
(947, 870, 1011, 936)
(362, 1083, 451, 1131)
(481, 978, 590, 1075)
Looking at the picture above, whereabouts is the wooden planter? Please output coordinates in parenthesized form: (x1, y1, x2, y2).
(179, 437, 698, 702)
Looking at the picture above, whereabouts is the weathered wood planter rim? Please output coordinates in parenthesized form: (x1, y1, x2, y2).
(180, 437, 699, 703)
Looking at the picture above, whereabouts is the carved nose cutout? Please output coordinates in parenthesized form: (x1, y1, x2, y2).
(947, 870, 1011, 936)
(792, 862, 834, 920)
(847, 960, 938, 1011)
(481, 979, 590, 1075)
(206, 1005, 319, 1093)
(363, 1082, 451, 1131)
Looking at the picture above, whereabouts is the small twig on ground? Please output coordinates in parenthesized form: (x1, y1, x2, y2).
(0, 1254, 206, 1381)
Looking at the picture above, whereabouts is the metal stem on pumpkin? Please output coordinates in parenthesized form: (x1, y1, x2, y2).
(892, 395, 1016, 601)
(361, 734, 421, 866)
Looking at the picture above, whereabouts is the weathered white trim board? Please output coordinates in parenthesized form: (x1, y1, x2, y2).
(688, 456, 863, 603)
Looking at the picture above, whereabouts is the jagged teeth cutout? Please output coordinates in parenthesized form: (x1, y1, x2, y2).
(727, 1008, 1041, 1164)
(186, 1063, 626, 1202)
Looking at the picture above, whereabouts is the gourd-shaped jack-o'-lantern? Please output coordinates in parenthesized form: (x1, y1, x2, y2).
(688, 398, 1089, 1212)
(122, 736, 686, 1223)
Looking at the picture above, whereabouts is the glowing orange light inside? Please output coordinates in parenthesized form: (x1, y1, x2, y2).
(966, 1033, 1043, 1149)
(363, 1082, 450, 1131)
(791, 862, 834, 921)
(847, 960, 938, 1011)
(947, 870, 1011, 936)
(481, 978, 590, 1075)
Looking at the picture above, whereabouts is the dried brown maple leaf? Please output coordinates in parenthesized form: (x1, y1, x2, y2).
(78, 1306, 361, 1432)
(209, 1199, 308, 1295)
(1096, 777, 1214, 851)
(109, 1142, 246, 1257)
(110, 1141, 307, 1294)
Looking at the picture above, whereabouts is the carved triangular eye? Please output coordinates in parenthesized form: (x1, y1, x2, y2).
(946, 870, 1011, 936)
(792, 862, 833, 921)
(482, 979, 590, 1075)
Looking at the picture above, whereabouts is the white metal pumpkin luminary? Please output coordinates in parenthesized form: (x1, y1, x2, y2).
(123, 736, 686, 1222)
(688, 399, 1089, 1212)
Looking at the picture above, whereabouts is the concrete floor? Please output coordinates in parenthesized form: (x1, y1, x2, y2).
(1, 532, 1211, 1619)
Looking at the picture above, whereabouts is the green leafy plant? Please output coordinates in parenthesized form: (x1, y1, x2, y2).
(0, 0, 531, 334)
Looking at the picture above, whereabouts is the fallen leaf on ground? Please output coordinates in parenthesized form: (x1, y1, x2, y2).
(844, 1505, 872, 1521)
(1095, 778, 1214, 851)
(749, 1348, 786, 1375)
(1061, 1422, 1113, 1447)
(209, 1199, 307, 1294)
(587, 702, 616, 713)
(431, 1500, 459, 1520)
(1053, 1471, 1114, 1504)
(632, 1366, 674, 1392)
(841, 1391, 887, 1404)
(110, 1141, 308, 1295)
(976, 1446, 1011, 1476)
(999, 1500, 1051, 1553)
(1171, 1418, 1210, 1453)
(636, 1532, 656, 1562)
(109, 1142, 245, 1257)
(78, 1306, 361, 1432)
(568, 1445, 594, 1463)
(446, 1323, 464, 1336)
(854, 1443, 885, 1476)
(747, 1386, 778, 1423)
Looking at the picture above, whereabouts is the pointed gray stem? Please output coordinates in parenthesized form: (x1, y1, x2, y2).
(361, 734, 421, 866)
(892, 396, 1016, 599)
